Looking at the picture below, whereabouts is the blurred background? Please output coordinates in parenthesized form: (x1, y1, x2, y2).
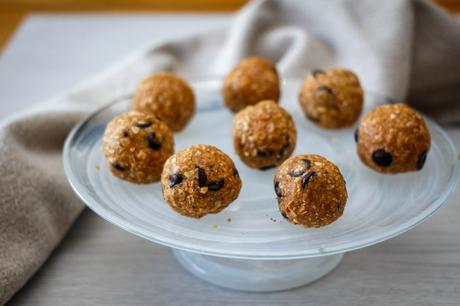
(1, 0, 459, 52)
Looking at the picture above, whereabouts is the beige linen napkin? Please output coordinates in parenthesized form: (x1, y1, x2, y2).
(1, 0, 460, 303)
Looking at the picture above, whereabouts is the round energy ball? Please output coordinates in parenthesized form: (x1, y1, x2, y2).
(103, 111, 174, 184)
(356, 103, 431, 174)
(299, 68, 364, 129)
(274, 154, 348, 227)
(132, 73, 195, 132)
(232, 100, 297, 169)
(161, 144, 242, 218)
(222, 57, 280, 112)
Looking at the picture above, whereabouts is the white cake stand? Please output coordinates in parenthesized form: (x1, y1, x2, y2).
(63, 78, 460, 292)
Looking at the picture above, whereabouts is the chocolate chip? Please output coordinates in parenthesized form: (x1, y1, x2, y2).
(147, 132, 161, 150)
(416, 150, 428, 170)
(207, 180, 224, 191)
(303, 159, 312, 169)
(195, 166, 224, 191)
(354, 128, 359, 143)
(256, 150, 273, 158)
(301, 171, 316, 188)
(280, 210, 289, 220)
(288, 159, 311, 177)
(233, 167, 239, 177)
(372, 149, 393, 167)
(135, 121, 152, 128)
(317, 85, 334, 96)
(316, 85, 337, 109)
(289, 169, 304, 178)
(274, 181, 282, 197)
(278, 143, 291, 161)
(306, 113, 319, 123)
(197, 167, 207, 187)
(111, 162, 126, 171)
(122, 130, 129, 137)
(169, 174, 183, 188)
(337, 203, 341, 211)
(312, 69, 325, 78)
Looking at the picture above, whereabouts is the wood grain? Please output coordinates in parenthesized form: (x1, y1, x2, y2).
(0, 0, 458, 52)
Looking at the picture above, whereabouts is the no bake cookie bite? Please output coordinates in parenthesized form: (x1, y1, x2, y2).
(223, 57, 280, 112)
(299, 68, 363, 129)
(161, 144, 242, 218)
(274, 154, 348, 227)
(232, 100, 297, 170)
(103, 111, 174, 183)
(133, 73, 195, 132)
(356, 103, 431, 174)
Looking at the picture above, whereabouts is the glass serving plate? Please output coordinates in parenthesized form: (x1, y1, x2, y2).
(63, 78, 460, 291)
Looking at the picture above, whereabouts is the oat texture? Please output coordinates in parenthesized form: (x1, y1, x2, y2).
(222, 57, 280, 112)
(232, 100, 297, 169)
(132, 73, 195, 131)
(103, 111, 174, 183)
(299, 68, 363, 129)
(356, 103, 431, 174)
(274, 154, 348, 227)
(161, 144, 242, 218)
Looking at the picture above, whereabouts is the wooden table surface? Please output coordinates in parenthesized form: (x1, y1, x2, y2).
(0, 0, 459, 52)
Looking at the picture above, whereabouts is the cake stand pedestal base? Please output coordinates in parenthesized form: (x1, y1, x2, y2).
(173, 249, 344, 292)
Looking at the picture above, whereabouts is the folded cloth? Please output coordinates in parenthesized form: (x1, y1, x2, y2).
(1, 0, 459, 303)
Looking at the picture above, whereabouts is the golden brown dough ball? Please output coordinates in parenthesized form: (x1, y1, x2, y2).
(299, 68, 364, 129)
(274, 154, 348, 227)
(232, 100, 296, 170)
(103, 111, 174, 184)
(223, 57, 280, 112)
(356, 103, 431, 174)
(132, 73, 195, 132)
(161, 144, 242, 218)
